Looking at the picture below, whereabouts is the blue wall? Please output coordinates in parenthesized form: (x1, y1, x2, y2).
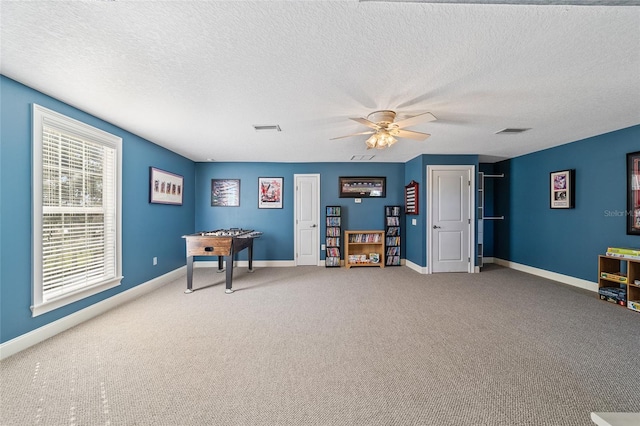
(0, 76, 196, 343)
(493, 125, 640, 281)
(13, 74, 636, 347)
(403, 154, 480, 268)
(194, 162, 406, 262)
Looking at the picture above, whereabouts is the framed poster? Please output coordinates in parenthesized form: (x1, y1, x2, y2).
(211, 179, 240, 207)
(627, 151, 640, 235)
(258, 177, 283, 209)
(150, 167, 183, 205)
(550, 169, 575, 209)
(339, 176, 386, 198)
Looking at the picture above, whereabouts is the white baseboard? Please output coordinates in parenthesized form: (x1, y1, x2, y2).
(194, 260, 296, 268)
(0, 266, 186, 361)
(493, 258, 598, 292)
(405, 259, 428, 274)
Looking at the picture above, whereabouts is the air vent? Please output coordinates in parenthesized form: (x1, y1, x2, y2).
(495, 128, 530, 134)
(351, 155, 375, 161)
(253, 125, 281, 132)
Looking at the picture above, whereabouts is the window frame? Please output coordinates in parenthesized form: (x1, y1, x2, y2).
(32, 104, 123, 317)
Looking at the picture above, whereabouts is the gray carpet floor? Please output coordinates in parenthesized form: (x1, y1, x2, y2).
(1, 264, 639, 425)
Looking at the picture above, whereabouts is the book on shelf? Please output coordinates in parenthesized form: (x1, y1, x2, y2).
(327, 247, 340, 257)
(386, 236, 400, 246)
(386, 246, 400, 255)
(326, 237, 340, 247)
(600, 272, 628, 283)
(607, 247, 640, 256)
(386, 206, 401, 216)
(386, 216, 400, 226)
(327, 227, 340, 237)
(326, 206, 341, 216)
(386, 255, 400, 265)
(606, 251, 640, 260)
(325, 257, 340, 267)
(386, 226, 399, 236)
(348, 233, 381, 243)
(326, 217, 341, 226)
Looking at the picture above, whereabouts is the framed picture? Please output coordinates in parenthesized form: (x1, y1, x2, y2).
(211, 179, 240, 207)
(627, 151, 640, 235)
(550, 169, 575, 209)
(258, 177, 283, 209)
(150, 167, 183, 205)
(339, 176, 386, 198)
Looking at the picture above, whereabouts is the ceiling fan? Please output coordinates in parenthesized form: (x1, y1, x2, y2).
(331, 110, 437, 149)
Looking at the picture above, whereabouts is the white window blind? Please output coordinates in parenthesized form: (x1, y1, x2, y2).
(32, 104, 122, 316)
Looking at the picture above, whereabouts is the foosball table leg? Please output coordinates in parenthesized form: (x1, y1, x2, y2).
(217, 256, 224, 273)
(247, 241, 255, 273)
(185, 256, 194, 294)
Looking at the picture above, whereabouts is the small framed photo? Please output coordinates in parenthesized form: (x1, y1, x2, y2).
(150, 167, 183, 205)
(550, 169, 575, 209)
(211, 179, 240, 207)
(627, 151, 640, 235)
(258, 177, 283, 209)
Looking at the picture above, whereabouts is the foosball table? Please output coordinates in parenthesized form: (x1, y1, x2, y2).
(183, 228, 262, 294)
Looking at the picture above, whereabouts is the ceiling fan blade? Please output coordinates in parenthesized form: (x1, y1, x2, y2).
(350, 117, 381, 130)
(330, 131, 374, 140)
(394, 129, 431, 141)
(392, 112, 437, 129)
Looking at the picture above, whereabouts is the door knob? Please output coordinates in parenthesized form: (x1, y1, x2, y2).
(433, 225, 441, 229)
(311, 224, 317, 228)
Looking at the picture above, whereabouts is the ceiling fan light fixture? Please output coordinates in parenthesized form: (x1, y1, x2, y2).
(365, 131, 397, 149)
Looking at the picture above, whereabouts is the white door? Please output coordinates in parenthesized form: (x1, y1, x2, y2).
(428, 166, 474, 273)
(294, 174, 320, 266)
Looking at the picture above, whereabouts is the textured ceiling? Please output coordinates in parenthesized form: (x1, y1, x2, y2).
(1, 1, 639, 163)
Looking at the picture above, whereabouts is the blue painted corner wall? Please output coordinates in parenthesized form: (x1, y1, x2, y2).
(0, 76, 196, 343)
(3, 73, 638, 348)
(194, 162, 406, 262)
(493, 125, 640, 281)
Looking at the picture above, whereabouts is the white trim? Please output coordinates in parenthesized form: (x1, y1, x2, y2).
(483, 257, 495, 264)
(1, 266, 186, 361)
(31, 275, 123, 317)
(293, 174, 321, 266)
(427, 165, 475, 274)
(493, 258, 598, 292)
(194, 260, 296, 268)
(405, 259, 428, 274)
(31, 104, 123, 316)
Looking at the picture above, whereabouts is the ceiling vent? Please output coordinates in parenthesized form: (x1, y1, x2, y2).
(253, 125, 281, 132)
(351, 155, 375, 161)
(495, 128, 530, 135)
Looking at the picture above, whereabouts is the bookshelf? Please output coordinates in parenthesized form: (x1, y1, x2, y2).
(598, 254, 640, 312)
(385, 205, 401, 266)
(325, 206, 341, 267)
(344, 230, 384, 269)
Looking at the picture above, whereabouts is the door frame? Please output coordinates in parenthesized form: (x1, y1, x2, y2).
(426, 165, 476, 274)
(293, 173, 321, 266)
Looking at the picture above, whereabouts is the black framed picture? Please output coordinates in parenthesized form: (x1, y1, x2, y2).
(550, 169, 575, 209)
(627, 151, 640, 235)
(211, 179, 240, 207)
(339, 176, 386, 198)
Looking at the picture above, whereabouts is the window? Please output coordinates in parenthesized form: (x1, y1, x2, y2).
(32, 104, 122, 316)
